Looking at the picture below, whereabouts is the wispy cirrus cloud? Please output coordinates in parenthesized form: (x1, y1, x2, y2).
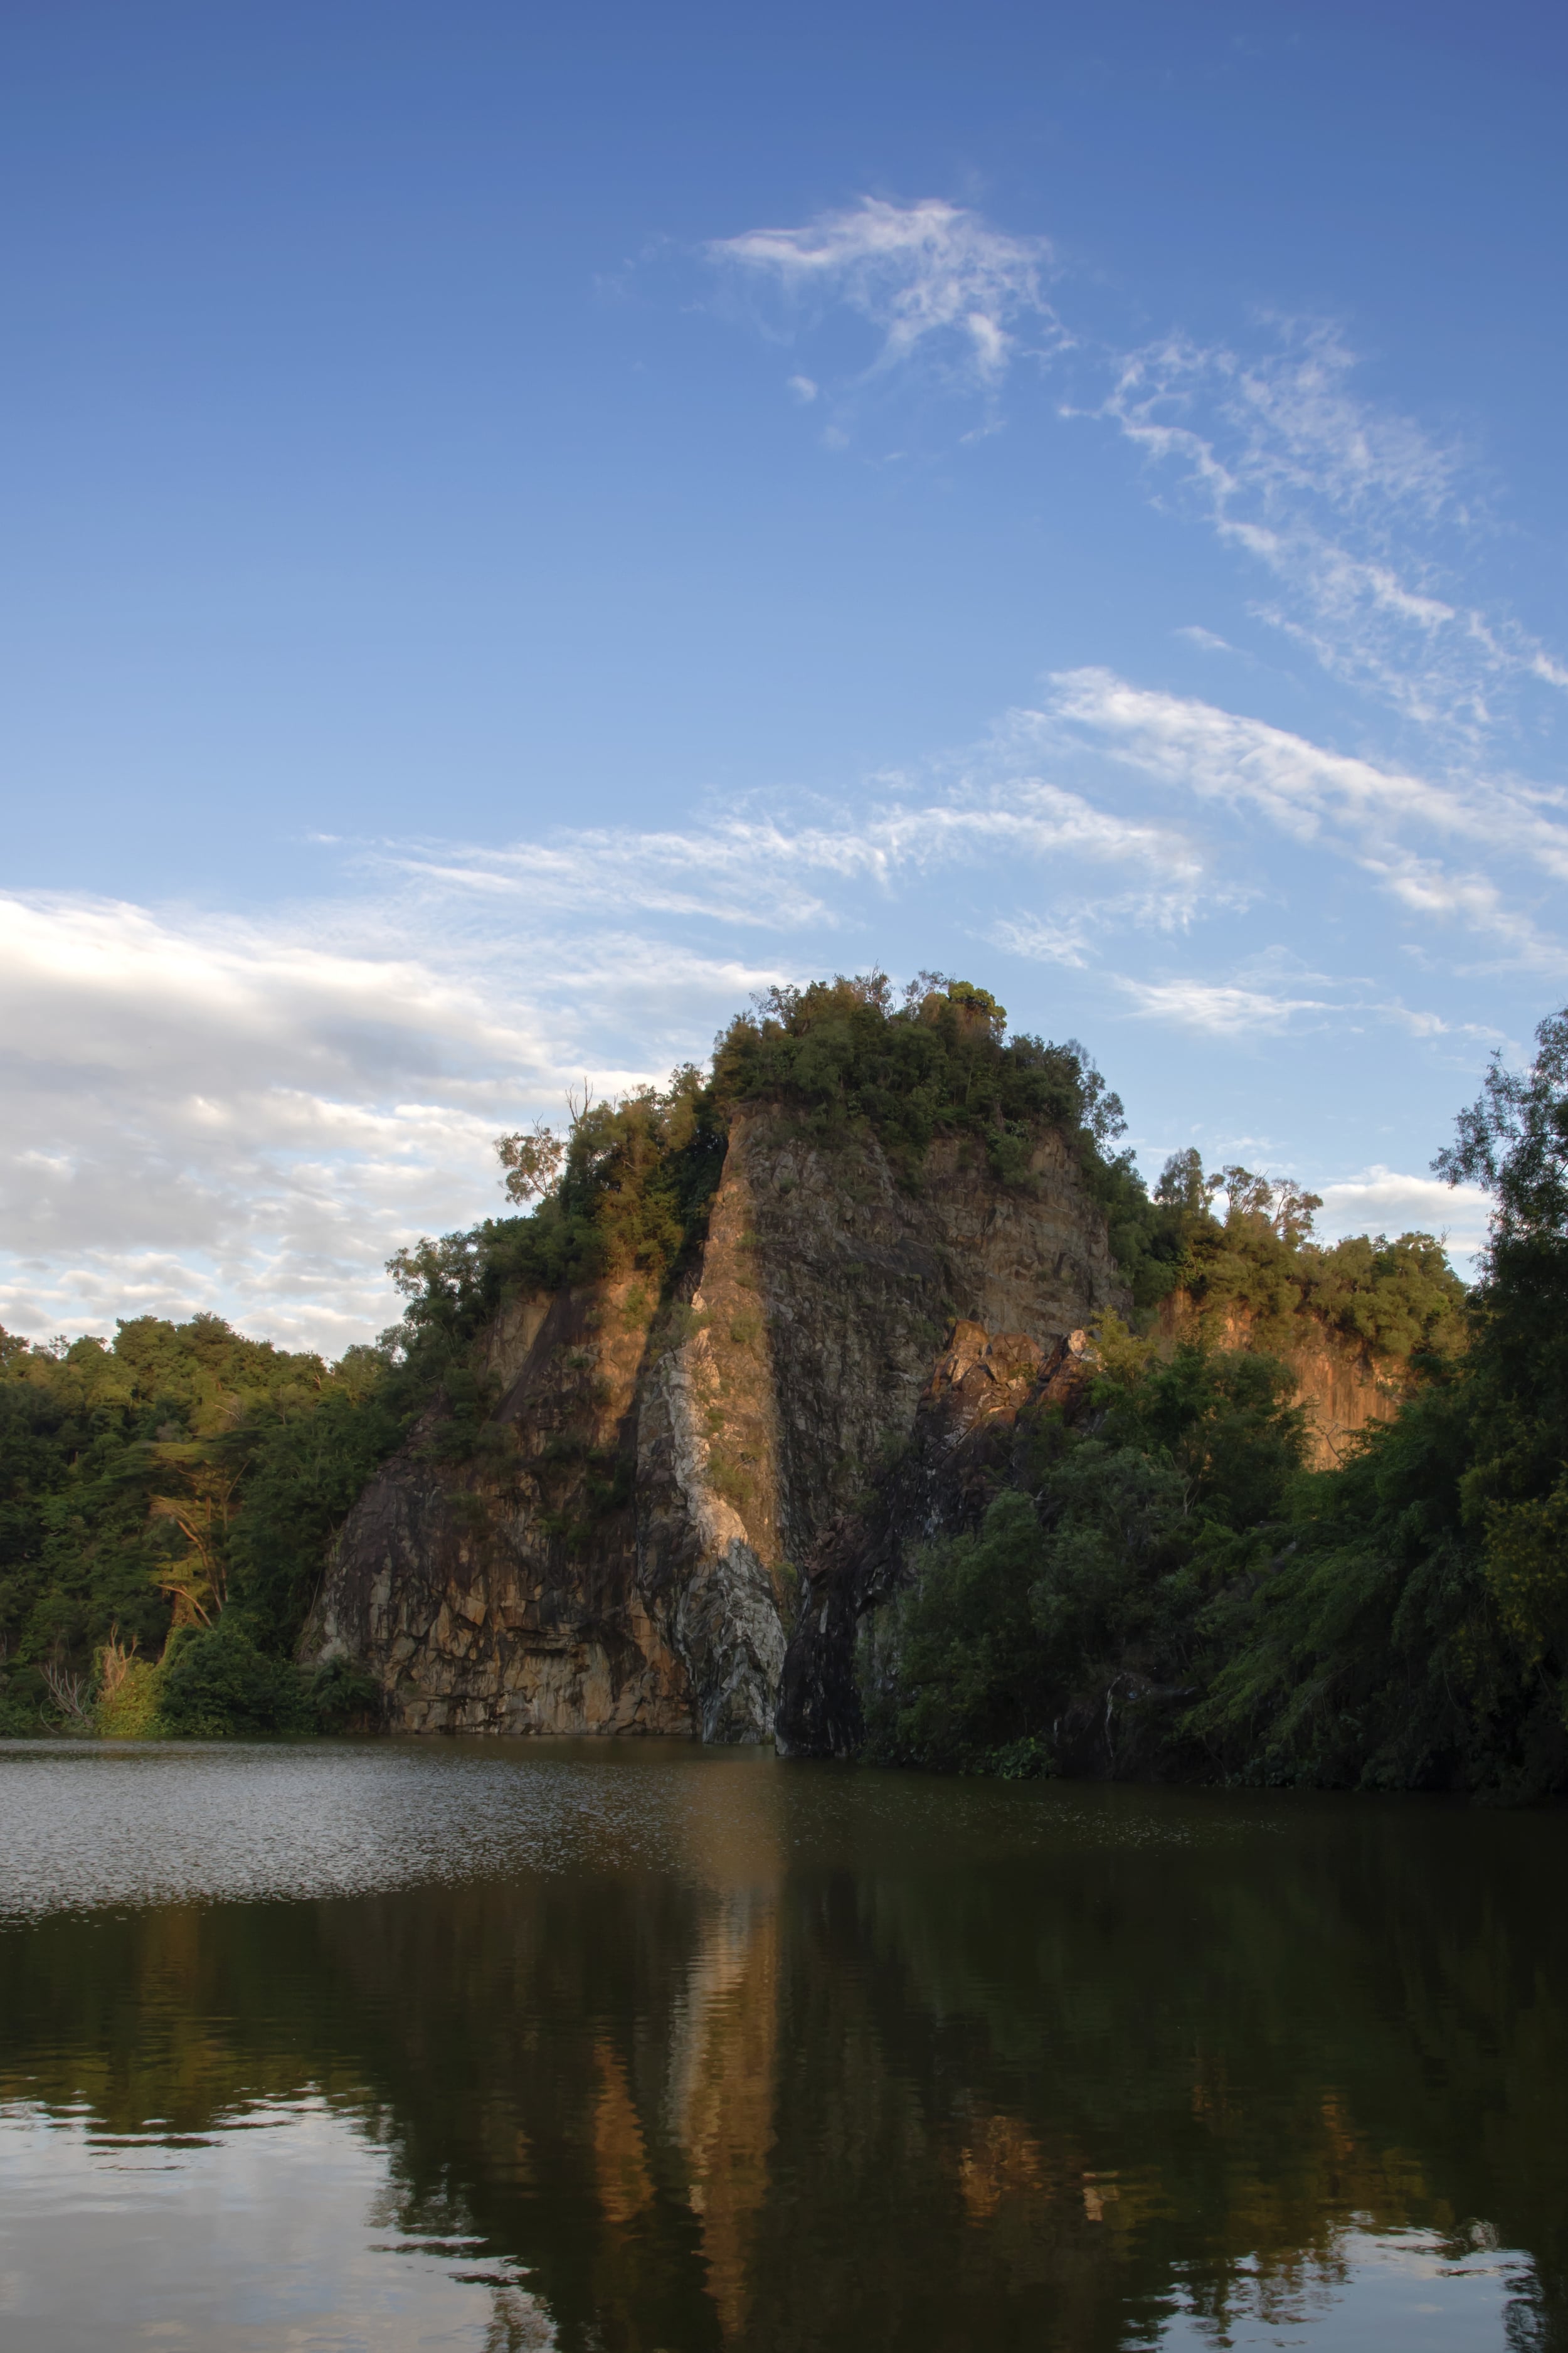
(709, 199, 1568, 751)
(1032, 667, 1568, 969)
(709, 196, 1066, 389)
(1116, 975, 1333, 1036)
(388, 774, 1202, 930)
(1097, 322, 1568, 741)
(1111, 964, 1496, 1044)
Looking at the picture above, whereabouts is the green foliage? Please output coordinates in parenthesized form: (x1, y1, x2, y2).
(495, 1118, 565, 1205)
(862, 1488, 1059, 1773)
(87, 1628, 380, 1740)
(1094, 1141, 1468, 1345)
(711, 969, 1125, 1183)
(227, 1374, 408, 1650)
(1188, 1374, 1504, 1790)
(156, 1622, 314, 1738)
(95, 1655, 166, 1738)
(0, 1315, 410, 1730)
(1197, 1009, 1568, 1795)
(1187, 1012, 1568, 1796)
(863, 1344, 1307, 1777)
(388, 1063, 728, 1376)
(1437, 1011, 1568, 1668)
(1179, 1210, 1466, 1361)
(307, 1654, 384, 1732)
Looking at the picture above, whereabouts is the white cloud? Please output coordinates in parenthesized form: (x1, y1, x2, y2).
(1117, 977, 1331, 1036)
(0, 763, 1226, 1351)
(1316, 1164, 1491, 1257)
(1037, 668, 1568, 965)
(1103, 339, 1428, 685)
(787, 373, 818, 403)
(710, 196, 1064, 387)
(0, 890, 791, 1352)
(993, 914, 1092, 969)
(1094, 320, 1568, 745)
(1, 685, 1530, 1349)
(390, 774, 1199, 931)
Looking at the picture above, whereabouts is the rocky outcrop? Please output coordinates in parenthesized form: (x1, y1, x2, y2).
(302, 1107, 1128, 1740)
(303, 1276, 695, 1736)
(1155, 1294, 1407, 1467)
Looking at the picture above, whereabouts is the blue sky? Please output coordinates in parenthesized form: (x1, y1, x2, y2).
(3, 0, 1565, 1349)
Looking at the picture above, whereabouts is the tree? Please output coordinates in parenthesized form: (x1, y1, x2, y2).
(495, 1120, 565, 1206)
(1434, 1009, 1568, 1697)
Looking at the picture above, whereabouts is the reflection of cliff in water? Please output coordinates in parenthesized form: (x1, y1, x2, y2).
(2, 1776, 1564, 2352)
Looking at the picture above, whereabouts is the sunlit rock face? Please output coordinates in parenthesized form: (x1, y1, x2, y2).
(302, 1107, 1126, 1740)
(1153, 1293, 1406, 1469)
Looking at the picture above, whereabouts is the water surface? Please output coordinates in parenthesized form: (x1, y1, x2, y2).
(0, 1738, 1561, 2350)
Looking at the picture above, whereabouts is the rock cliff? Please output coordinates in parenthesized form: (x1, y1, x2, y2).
(302, 1105, 1128, 1740)
(1155, 1293, 1405, 1467)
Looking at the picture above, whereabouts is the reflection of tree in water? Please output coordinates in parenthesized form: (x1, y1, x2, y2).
(1, 1788, 1564, 2352)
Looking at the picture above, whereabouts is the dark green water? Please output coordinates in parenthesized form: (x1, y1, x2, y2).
(0, 1740, 1562, 2351)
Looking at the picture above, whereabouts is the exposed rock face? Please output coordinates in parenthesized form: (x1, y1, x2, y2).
(1155, 1295, 1406, 1467)
(776, 1321, 1103, 1760)
(302, 1107, 1128, 1740)
(304, 1278, 694, 1736)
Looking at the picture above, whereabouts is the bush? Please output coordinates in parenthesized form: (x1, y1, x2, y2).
(157, 1623, 314, 1738)
(711, 970, 1123, 1177)
(95, 1655, 166, 1738)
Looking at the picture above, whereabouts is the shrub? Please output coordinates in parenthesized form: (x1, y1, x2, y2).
(95, 1656, 166, 1738)
(157, 1623, 314, 1738)
(307, 1654, 384, 1733)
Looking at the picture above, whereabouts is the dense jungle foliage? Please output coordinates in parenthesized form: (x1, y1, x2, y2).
(0, 1315, 397, 1736)
(0, 975, 1555, 1788)
(864, 1011, 1568, 1801)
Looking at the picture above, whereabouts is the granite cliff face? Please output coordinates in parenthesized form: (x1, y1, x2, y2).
(302, 1105, 1128, 1740)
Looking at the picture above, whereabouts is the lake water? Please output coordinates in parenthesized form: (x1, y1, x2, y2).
(0, 1740, 1562, 2352)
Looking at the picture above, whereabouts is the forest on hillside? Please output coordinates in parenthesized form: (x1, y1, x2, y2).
(2, 977, 1564, 1796)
